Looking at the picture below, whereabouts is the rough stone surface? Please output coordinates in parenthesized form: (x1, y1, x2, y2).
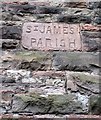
(11, 92, 88, 114)
(1, 51, 100, 74)
(0, 26, 22, 39)
(0, 0, 101, 118)
(2, 39, 20, 49)
(89, 95, 101, 115)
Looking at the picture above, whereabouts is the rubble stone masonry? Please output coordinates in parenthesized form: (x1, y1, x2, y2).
(0, 0, 101, 119)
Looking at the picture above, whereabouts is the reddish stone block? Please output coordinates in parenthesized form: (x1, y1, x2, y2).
(22, 23, 82, 51)
(81, 24, 101, 31)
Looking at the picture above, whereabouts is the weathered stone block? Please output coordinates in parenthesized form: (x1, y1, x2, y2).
(5, 51, 99, 73)
(63, 2, 87, 8)
(94, 17, 101, 24)
(89, 95, 101, 115)
(0, 0, 101, 117)
(0, 26, 21, 39)
(2, 39, 20, 49)
(81, 31, 101, 38)
(66, 71, 100, 94)
(51, 52, 100, 73)
(81, 37, 100, 52)
(11, 94, 87, 114)
(37, 6, 63, 14)
(57, 15, 91, 23)
(22, 23, 82, 51)
(87, 2, 101, 9)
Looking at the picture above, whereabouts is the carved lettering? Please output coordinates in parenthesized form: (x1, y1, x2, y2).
(37, 38, 43, 47)
(60, 39, 65, 47)
(55, 38, 58, 47)
(63, 26, 68, 34)
(69, 27, 74, 34)
(53, 25, 61, 34)
(33, 26, 38, 31)
(69, 39, 76, 50)
(40, 25, 45, 33)
(26, 26, 32, 33)
(31, 38, 36, 47)
(22, 23, 82, 51)
(45, 38, 51, 47)
(46, 26, 52, 34)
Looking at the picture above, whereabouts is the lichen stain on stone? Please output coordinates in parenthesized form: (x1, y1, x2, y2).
(14, 93, 84, 114)
(89, 95, 101, 115)
(71, 73, 99, 83)
(14, 51, 50, 62)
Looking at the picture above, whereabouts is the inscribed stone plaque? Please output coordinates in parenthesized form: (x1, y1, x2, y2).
(22, 22, 82, 51)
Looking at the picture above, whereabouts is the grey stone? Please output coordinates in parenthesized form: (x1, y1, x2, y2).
(6, 4, 36, 14)
(14, 51, 100, 73)
(81, 31, 101, 38)
(82, 37, 100, 52)
(12, 95, 26, 112)
(0, 107, 6, 114)
(11, 94, 86, 114)
(57, 15, 91, 23)
(18, 60, 45, 70)
(0, 1, 100, 116)
(68, 72, 100, 94)
(1, 12, 13, 21)
(52, 52, 100, 72)
(94, 17, 101, 24)
(37, 6, 63, 14)
(66, 80, 77, 92)
(87, 2, 101, 9)
(0, 26, 21, 40)
(89, 95, 101, 115)
(2, 76, 16, 83)
(2, 39, 19, 49)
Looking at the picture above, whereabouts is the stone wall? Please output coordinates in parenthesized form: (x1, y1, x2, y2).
(0, 0, 101, 119)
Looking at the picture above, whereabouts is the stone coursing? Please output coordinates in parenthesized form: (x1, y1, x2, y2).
(1, 51, 100, 73)
(0, 0, 101, 119)
(1, 24, 101, 51)
(0, 2, 101, 52)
